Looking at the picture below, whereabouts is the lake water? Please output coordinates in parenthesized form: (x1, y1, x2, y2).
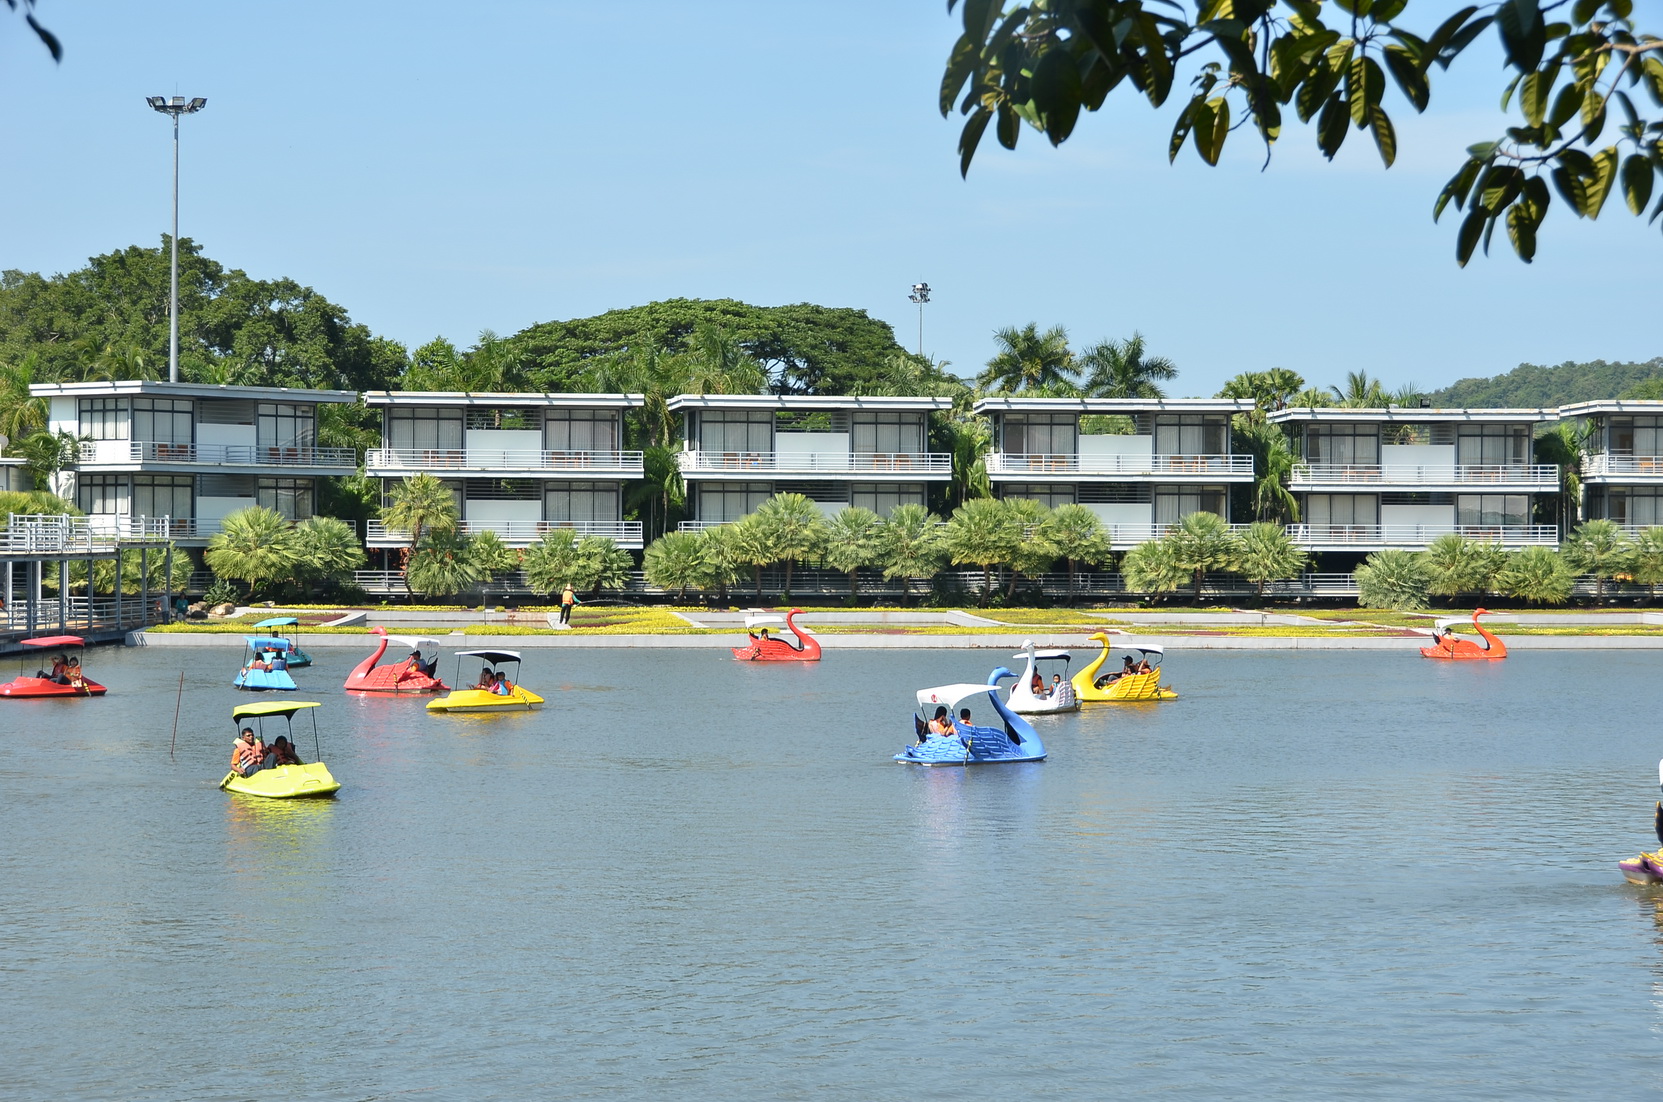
(3, 643, 1662, 1099)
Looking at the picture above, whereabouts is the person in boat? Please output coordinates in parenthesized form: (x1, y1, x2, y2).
(269, 649, 287, 672)
(264, 735, 303, 768)
(48, 654, 69, 684)
(491, 671, 512, 696)
(958, 708, 973, 735)
(473, 665, 494, 690)
(1137, 656, 1153, 674)
(1051, 674, 1064, 695)
(927, 706, 953, 737)
(231, 728, 267, 776)
(1030, 672, 1047, 698)
(65, 658, 84, 687)
(1096, 655, 1136, 689)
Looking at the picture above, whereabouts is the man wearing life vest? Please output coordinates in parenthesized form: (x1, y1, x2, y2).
(231, 728, 265, 776)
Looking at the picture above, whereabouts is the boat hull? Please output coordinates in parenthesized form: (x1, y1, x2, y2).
(732, 609, 821, 662)
(0, 675, 107, 698)
(1074, 669, 1177, 702)
(233, 669, 298, 692)
(219, 762, 340, 799)
(894, 729, 1045, 765)
(1621, 851, 1663, 885)
(426, 687, 544, 713)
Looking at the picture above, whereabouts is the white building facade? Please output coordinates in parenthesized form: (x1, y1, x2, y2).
(1562, 400, 1663, 533)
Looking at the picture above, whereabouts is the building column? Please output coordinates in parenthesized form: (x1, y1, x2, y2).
(140, 546, 150, 628)
(113, 551, 123, 631)
(58, 559, 69, 633)
(163, 544, 174, 622)
(28, 559, 40, 636)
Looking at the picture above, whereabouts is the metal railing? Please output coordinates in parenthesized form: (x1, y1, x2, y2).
(1285, 523, 1559, 546)
(366, 447, 644, 472)
(986, 452, 1255, 476)
(365, 519, 643, 545)
(677, 450, 951, 475)
(1290, 462, 1558, 486)
(1583, 455, 1663, 477)
(79, 441, 357, 467)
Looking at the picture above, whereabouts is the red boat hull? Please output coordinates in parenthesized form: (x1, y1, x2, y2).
(0, 674, 107, 698)
(343, 628, 448, 693)
(1420, 609, 1507, 660)
(732, 609, 821, 662)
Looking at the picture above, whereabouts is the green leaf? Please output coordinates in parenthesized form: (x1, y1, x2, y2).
(1495, 0, 1546, 72)
(940, 37, 980, 116)
(1031, 46, 1084, 144)
(960, 0, 1001, 39)
(1548, 82, 1584, 128)
(1369, 105, 1397, 166)
(1169, 100, 1197, 162)
(1435, 158, 1481, 220)
(1425, 6, 1481, 66)
(1382, 45, 1429, 111)
(1372, 0, 1408, 21)
(1456, 207, 1486, 265)
(1581, 89, 1606, 143)
(1586, 146, 1620, 217)
(995, 101, 1021, 150)
(1622, 153, 1655, 216)
(1347, 55, 1384, 125)
(957, 109, 992, 178)
(1519, 63, 1558, 128)
(1195, 96, 1230, 165)
(1551, 163, 1590, 216)
(1317, 94, 1349, 158)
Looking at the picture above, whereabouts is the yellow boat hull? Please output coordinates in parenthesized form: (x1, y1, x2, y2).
(1073, 669, 1178, 702)
(219, 762, 340, 799)
(426, 686, 544, 713)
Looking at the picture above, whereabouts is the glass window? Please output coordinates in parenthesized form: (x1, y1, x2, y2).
(1154, 486, 1228, 524)
(545, 410, 619, 452)
(1153, 414, 1228, 455)
(1455, 424, 1529, 466)
(1455, 494, 1528, 526)
(257, 403, 317, 451)
(386, 408, 465, 453)
(1610, 416, 1663, 457)
(697, 412, 773, 455)
(257, 477, 314, 520)
(1002, 413, 1076, 456)
(851, 412, 924, 454)
(77, 397, 128, 441)
(131, 398, 193, 445)
(133, 475, 192, 519)
(696, 481, 773, 523)
(76, 474, 128, 515)
(850, 482, 925, 516)
(1304, 425, 1380, 465)
(1304, 494, 1379, 526)
(544, 481, 620, 523)
(996, 483, 1077, 509)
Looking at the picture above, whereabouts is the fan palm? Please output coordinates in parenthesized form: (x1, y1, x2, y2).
(406, 528, 484, 598)
(1354, 548, 1431, 611)
(876, 503, 946, 605)
(1040, 503, 1109, 595)
(1496, 545, 1575, 605)
(1234, 522, 1307, 597)
(1630, 526, 1663, 599)
(943, 497, 1022, 604)
(728, 514, 777, 599)
(1002, 498, 1058, 598)
(292, 516, 367, 595)
(1561, 519, 1635, 603)
(821, 506, 884, 597)
(1166, 511, 1239, 600)
(1080, 332, 1177, 399)
(1421, 533, 1506, 599)
(1120, 539, 1186, 600)
(752, 493, 827, 595)
(697, 524, 746, 604)
(205, 506, 300, 601)
(976, 323, 1076, 394)
(521, 528, 584, 595)
(644, 531, 706, 599)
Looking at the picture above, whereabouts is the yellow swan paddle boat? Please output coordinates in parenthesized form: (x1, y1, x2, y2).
(426, 649, 544, 713)
(220, 700, 340, 799)
(1072, 633, 1178, 703)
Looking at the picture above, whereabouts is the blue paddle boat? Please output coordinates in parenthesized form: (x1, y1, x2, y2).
(895, 682, 1046, 766)
(252, 616, 312, 667)
(233, 636, 298, 692)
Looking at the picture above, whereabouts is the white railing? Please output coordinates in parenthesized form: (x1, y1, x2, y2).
(80, 441, 357, 467)
(0, 513, 185, 552)
(986, 452, 1255, 476)
(365, 519, 643, 545)
(1583, 455, 1663, 477)
(1290, 463, 1558, 486)
(677, 450, 951, 475)
(1102, 522, 1254, 546)
(1285, 523, 1559, 546)
(366, 448, 644, 472)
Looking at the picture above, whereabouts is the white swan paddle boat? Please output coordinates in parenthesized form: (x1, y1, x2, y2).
(990, 639, 1079, 714)
(895, 682, 1046, 765)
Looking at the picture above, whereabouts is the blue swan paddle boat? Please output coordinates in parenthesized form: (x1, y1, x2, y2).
(895, 682, 1047, 766)
(233, 636, 298, 692)
(253, 616, 312, 668)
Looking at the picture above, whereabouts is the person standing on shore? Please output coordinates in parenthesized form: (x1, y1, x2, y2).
(559, 583, 578, 626)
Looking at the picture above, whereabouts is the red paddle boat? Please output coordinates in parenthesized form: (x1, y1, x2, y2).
(0, 635, 107, 698)
(731, 609, 821, 662)
(1419, 608, 1506, 660)
(343, 627, 448, 693)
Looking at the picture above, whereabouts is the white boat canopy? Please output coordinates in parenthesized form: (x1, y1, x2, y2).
(744, 614, 786, 630)
(1013, 649, 1072, 662)
(457, 649, 521, 665)
(916, 683, 1001, 713)
(386, 635, 441, 660)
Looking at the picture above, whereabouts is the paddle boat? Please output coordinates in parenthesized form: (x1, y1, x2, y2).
(0, 635, 106, 698)
(1621, 760, 1663, 885)
(895, 682, 1046, 765)
(343, 627, 448, 693)
(427, 649, 544, 713)
(252, 616, 312, 667)
(731, 609, 821, 662)
(232, 636, 298, 692)
(221, 700, 340, 799)
(990, 639, 1079, 714)
(1419, 608, 1507, 660)
(1072, 633, 1178, 702)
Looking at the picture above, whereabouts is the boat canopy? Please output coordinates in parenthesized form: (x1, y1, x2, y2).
(916, 683, 1002, 713)
(21, 635, 84, 648)
(457, 649, 521, 665)
(744, 614, 786, 630)
(386, 635, 441, 659)
(253, 616, 299, 629)
(232, 700, 322, 721)
(243, 637, 293, 651)
(1014, 648, 1072, 662)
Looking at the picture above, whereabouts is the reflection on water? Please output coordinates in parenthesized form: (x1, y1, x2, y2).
(5, 645, 1663, 1098)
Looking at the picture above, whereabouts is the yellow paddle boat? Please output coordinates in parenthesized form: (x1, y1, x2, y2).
(426, 649, 544, 713)
(1072, 633, 1178, 702)
(220, 700, 340, 799)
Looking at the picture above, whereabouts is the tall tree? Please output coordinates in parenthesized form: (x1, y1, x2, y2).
(821, 507, 885, 598)
(1040, 503, 1109, 596)
(976, 323, 1077, 394)
(1079, 332, 1177, 399)
(943, 496, 1022, 604)
(751, 493, 827, 596)
(1165, 511, 1238, 600)
(1234, 522, 1307, 597)
(380, 473, 460, 600)
(876, 503, 946, 605)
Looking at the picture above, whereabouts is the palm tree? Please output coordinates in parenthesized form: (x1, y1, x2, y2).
(1120, 539, 1186, 601)
(1496, 545, 1575, 605)
(626, 445, 685, 542)
(575, 536, 633, 597)
(1534, 420, 1589, 532)
(697, 523, 746, 605)
(406, 528, 484, 599)
(821, 507, 884, 597)
(976, 323, 1076, 394)
(0, 353, 49, 445)
(1040, 503, 1108, 595)
(727, 514, 776, 598)
(1289, 387, 1336, 408)
(1080, 332, 1177, 399)
(1631, 526, 1663, 599)
(1165, 511, 1239, 600)
(1354, 548, 1431, 611)
(204, 506, 300, 601)
(1235, 419, 1300, 523)
(13, 429, 84, 494)
(685, 321, 768, 395)
(1002, 497, 1058, 598)
(1561, 519, 1635, 603)
(1234, 522, 1308, 597)
(644, 531, 706, 599)
(1329, 371, 1389, 408)
(522, 528, 584, 595)
(1421, 533, 1506, 600)
(292, 515, 367, 596)
(381, 473, 459, 599)
(943, 496, 1022, 604)
(466, 528, 520, 606)
(752, 493, 827, 595)
(943, 416, 992, 507)
(876, 503, 945, 604)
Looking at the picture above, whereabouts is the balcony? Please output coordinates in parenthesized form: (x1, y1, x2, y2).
(1285, 523, 1559, 549)
(78, 441, 358, 469)
(366, 447, 644, 475)
(1582, 454, 1663, 481)
(365, 519, 643, 547)
(1290, 463, 1558, 490)
(677, 450, 950, 478)
(986, 452, 1255, 479)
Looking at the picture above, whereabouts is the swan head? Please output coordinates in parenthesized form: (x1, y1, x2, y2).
(988, 665, 1016, 686)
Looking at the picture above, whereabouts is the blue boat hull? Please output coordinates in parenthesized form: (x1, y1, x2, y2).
(233, 669, 298, 692)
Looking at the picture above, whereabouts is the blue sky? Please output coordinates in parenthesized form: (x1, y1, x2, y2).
(2, 2, 1658, 398)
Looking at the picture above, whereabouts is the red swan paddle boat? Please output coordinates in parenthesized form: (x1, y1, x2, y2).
(1419, 608, 1506, 660)
(0, 635, 107, 698)
(731, 609, 821, 662)
(343, 627, 448, 693)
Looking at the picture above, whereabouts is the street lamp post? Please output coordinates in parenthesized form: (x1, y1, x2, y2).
(908, 282, 930, 359)
(146, 95, 207, 383)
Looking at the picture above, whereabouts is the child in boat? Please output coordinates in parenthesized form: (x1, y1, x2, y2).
(491, 672, 512, 696)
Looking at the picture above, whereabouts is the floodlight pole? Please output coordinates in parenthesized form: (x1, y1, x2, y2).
(908, 282, 930, 359)
(147, 96, 207, 383)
